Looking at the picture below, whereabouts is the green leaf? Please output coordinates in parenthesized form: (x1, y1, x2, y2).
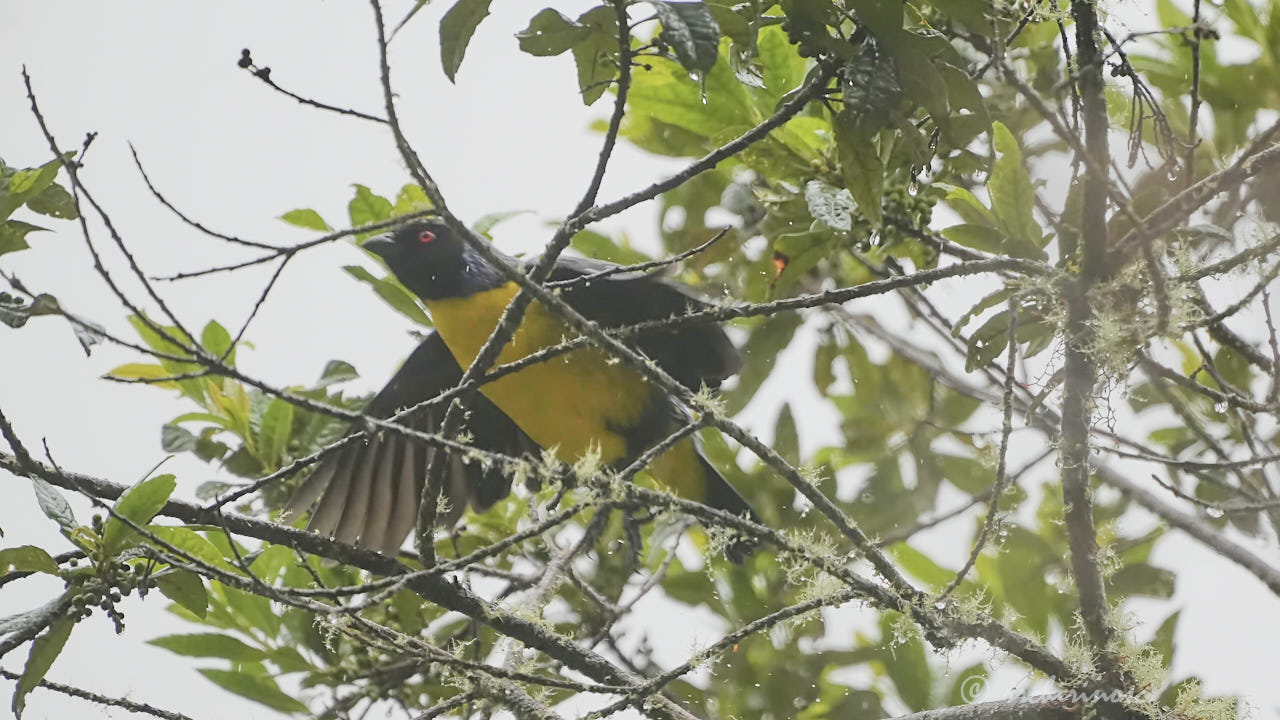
(315, 360, 359, 388)
(1109, 563, 1176, 599)
(833, 115, 884, 227)
(0, 546, 59, 575)
(200, 320, 233, 361)
(1222, 0, 1265, 42)
(279, 208, 331, 232)
(194, 481, 236, 500)
(347, 185, 393, 228)
(258, 398, 294, 469)
(804, 180, 855, 230)
(952, 287, 1014, 337)
(150, 633, 267, 662)
(964, 310, 1010, 372)
(391, 589, 426, 635)
(1150, 610, 1179, 665)
(25, 183, 77, 220)
(343, 265, 432, 327)
(891, 544, 954, 587)
(839, 49, 901, 133)
(393, 184, 433, 215)
(104, 363, 177, 386)
(813, 336, 838, 392)
(267, 646, 313, 673)
(12, 616, 75, 718)
(988, 122, 1043, 257)
(156, 570, 209, 619)
(8, 166, 53, 195)
(146, 526, 232, 570)
(197, 669, 308, 714)
(570, 229, 650, 264)
(946, 663, 987, 706)
(939, 184, 999, 227)
(773, 231, 835, 294)
(937, 61, 990, 142)
(102, 474, 177, 556)
(249, 544, 295, 585)
(0, 292, 63, 329)
(571, 6, 620, 105)
(923, 0, 993, 31)
(774, 403, 799, 466)
(472, 209, 531, 237)
(721, 313, 803, 414)
(439, 0, 495, 82)
(517, 8, 591, 56)
(936, 454, 993, 494)
(941, 223, 1009, 255)
(222, 584, 280, 636)
(0, 220, 46, 258)
(650, 1, 722, 74)
(1, 156, 65, 221)
(878, 614, 932, 712)
(31, 478, 77, 535)
(161, 424, 198, 453)
(889, 38, 951, 139)
(997, 527, 1051, 637)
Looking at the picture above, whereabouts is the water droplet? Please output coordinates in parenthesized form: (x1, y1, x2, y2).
(934, 600, 947, 610)
(1213, 401, 1228, 413)
(908, 180, 919, 196)
(688, 71, 708, 103)
(1206, 506, 1225, 519)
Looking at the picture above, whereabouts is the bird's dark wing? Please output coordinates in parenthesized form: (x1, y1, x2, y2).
(282, 332, 535, 555)
(546, 254, 742, 392)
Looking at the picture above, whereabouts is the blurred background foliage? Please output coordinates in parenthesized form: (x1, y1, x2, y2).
(7, 0, 1280, 718)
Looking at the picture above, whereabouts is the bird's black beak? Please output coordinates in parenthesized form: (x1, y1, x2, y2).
(363, 234, 397, 259)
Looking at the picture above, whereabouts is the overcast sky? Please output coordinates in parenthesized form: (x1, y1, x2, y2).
(3, 1, 1279, 719)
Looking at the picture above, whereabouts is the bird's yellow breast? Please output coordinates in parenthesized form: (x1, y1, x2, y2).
(426, 283, 653, 464)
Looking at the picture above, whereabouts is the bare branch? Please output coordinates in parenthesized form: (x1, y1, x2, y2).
(237, 48, 388, 124)
(0, 668, 194, 720)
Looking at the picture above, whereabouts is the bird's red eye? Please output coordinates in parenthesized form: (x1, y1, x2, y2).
(418, 230, 436, 244)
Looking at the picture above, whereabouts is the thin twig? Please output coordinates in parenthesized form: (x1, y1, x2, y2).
(224, 253, 293, 360)
(0, 668, 195, 720)
(1185, 0, 1204, 188)
(546, 227, 730, 288)
(130, 146, 281, 251)
(939, 301, 1020, 599)
(238, 49, 388, 124)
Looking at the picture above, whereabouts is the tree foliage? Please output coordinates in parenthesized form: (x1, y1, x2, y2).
(3, 1, 1279, 719)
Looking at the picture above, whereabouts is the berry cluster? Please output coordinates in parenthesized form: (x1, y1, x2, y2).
(64, 513, 152, 633)
(878, 182, 940, 248)
(65, 561, 145, 634)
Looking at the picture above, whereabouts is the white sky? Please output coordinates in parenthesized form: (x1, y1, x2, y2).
(3, 1, 1279, 719)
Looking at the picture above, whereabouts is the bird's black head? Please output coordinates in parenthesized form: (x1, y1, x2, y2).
(363, 219, 505, 300)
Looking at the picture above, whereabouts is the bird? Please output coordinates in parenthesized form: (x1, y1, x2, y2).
(283, 218, 761, 562)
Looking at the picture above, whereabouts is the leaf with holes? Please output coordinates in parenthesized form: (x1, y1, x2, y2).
(517, 8, 591, 56)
